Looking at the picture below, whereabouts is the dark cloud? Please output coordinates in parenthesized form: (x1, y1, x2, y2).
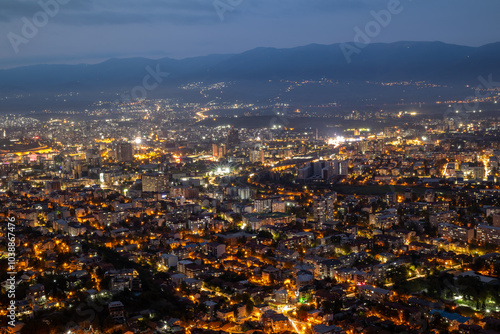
(0, 0, 92, 21)
(0, 0, 385, 25)
(0, 0, 219, 24)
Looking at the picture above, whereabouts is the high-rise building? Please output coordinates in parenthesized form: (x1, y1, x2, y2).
(313, 193, 336, 224)
(438, 223, 474, 243)
(116, 143, 134, 162)
(313, 161, 326, 176)
(358, 141, 369, 154)
(333, 160, 349, 176)
(238, 187, 251, 200)
(250, 150, 265, 163)
(254, 198, 273, 213)
(72, 163, 88, 179)
(212, 143, 227, 159)
(45, 179, 61, 192)
(142, 173, 169, 193)
(297, 165, 312, 180)
(299, 161, 339, 180)
(86, 149, 101, 167)
(322, 166, 334, 180)
(313, 198, 327, 224)
(227, 129, 240, 148)
(476, 225, 500, 245)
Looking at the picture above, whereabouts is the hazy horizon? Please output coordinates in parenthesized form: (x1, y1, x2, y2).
(2, 0, 500, 68)
(2, 39, 500, 70)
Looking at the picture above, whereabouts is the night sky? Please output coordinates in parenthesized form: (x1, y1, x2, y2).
(1, 0, 500, 69)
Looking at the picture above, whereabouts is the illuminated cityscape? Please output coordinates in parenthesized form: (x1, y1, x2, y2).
(1, 1, 500, 334)
(1, 99, 500, 333)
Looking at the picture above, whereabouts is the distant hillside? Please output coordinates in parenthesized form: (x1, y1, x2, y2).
(0, 41, 499, 96)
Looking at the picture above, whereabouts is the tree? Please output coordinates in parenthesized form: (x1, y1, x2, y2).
(100, 276, 111, 290)
(341, 244, 351, 255)
(245, 300, 254, 315)
(20, 318, 51, 334)
(388, 265, 409, 284)
(493, 261, 500, 279)
(232, 213, 243, 224)
(257, 230, 273, 239)
(322, 300, 342, 313)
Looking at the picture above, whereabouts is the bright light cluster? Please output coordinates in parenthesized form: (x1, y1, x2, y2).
(327, 136, 346, 147)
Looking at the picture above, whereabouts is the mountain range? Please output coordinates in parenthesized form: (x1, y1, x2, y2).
(1, 41, 499, 96)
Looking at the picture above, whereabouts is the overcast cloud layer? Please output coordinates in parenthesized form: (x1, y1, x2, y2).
(1, 0, 500, 68)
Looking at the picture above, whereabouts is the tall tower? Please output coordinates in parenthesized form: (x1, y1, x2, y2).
(226, 128, 240, 148)
(116, 143, 134, 162)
